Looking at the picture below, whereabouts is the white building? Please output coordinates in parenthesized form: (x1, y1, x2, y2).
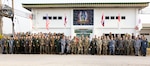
(22, 2, 149, 37)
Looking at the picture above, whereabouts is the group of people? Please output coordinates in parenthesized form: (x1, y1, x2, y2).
(0, 32, 149, 56)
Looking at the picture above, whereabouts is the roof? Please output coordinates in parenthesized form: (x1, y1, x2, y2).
(22, 2, 149, 10)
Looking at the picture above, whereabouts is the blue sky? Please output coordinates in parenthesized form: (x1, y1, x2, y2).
(1, 0, 150, 34)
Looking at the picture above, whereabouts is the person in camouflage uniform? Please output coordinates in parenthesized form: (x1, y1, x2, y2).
(106, 36, 110, 55)
(32, 35, 36, 54)
(40, 36, 45, 54)
(28, 36, 33, 54)
(71, 36, 76, 54)
(90, 38, 97, 55)
(45, 36, 50, 54)
(77, 37, 83, 54)
(50, 35, 55, 54)
(66, 36, 71, 54)
(123, 37, 128, 55)
(118, 37, 124, 55)
(36, 36, 40, 54)
(97, 36, 102, 55)
(130, 37, 135, 55)
(24, 36, 29, 54)
(84, 36, 90, 54)
(15, 37, 20, 54)
(102, 36, 107, 55)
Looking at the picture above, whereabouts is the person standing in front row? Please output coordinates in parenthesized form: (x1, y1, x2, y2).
(109, 37, 115, 55)
(141, 37, 148, 56)
(9, 37, 14, 54)
(134, 37, 141, 56)
(61, 36, 66, 54)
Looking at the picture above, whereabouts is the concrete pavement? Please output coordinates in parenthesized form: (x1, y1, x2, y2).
(0, 55, 150, 66)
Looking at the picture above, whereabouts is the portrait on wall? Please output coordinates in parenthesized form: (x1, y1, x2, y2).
(73, 10, 93, 25)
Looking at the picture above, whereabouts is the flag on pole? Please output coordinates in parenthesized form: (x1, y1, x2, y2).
(135, 18, 142, 31)
(29, 14, 34, 29)
(118, 13, 121, 22)
(46, 14, 49, 30)
(64, 15, 67, 27)
(101, 13, 104, 27)
(138, 19, 142, 30)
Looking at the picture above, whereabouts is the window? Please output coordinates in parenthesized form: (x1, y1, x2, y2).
(43, 16, 46, 20)
(53, 16, 57, 20)
(121, 16, 126, 19)
(105, 16, 109, 19)
(43, 16, 51, 20)
(116, 16, 118, 19)
(58, 16, 62, 20)
(49, 16, 52, 19)
(111, 16, 114, 19)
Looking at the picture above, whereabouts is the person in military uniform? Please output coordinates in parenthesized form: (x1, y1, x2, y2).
(84, 36, 90, 54)
(141, 37, 148, 56)
(123, 37, 130, 55)
(20, 36, 25, 54)
(2, 36, 8, 54)
(15, 37, 20, 54)
(40, 36, 45, 54)
(66, 36, 71, 54)
(77, 37, 83, 54)
(24, 36, 29, 54)
(97, 36, 102, 55)
(134, 37, 141, 56)
(90, 38, 97, 55)
(106, 36, 110, 55)
(102, 36, 107, 55)
(60, 36, 66, 54)
(8, 37, 14, 54)
(118, 37, 124, 55)
(50, 35, 55, 54)
(45, 36, 50, 54)
(28, 36, 33, 54)
(32, 35, 36, 54)
(81, 35, 85, 54)
(36, 36, 40, 54)
(70, 36, 76, 54)
(114, 34, 120, 55)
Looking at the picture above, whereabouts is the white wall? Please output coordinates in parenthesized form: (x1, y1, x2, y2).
(33, 8, 71, 28)
(94, 8, 136, 28)
(32, 8, 138, 37)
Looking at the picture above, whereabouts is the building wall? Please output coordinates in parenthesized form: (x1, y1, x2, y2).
(32, 8, 138, 37)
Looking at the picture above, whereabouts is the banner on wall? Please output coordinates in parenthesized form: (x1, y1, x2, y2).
(73, 9, 93, 25)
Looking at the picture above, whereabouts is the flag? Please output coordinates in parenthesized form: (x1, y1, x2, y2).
(118, 13, 120, 22)
(135, 18, 142, 30)
(29, 14, 34, 29)
(46, 14, 49, 30)
(138, 19, 142, 30)
(101, 13, 104, 27)
(64, 15, 67, 27)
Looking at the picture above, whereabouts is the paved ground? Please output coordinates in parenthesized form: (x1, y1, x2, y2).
(0, 54, 150, 66)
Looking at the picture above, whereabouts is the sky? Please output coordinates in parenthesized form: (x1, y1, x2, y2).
(1, 0, 150, 34)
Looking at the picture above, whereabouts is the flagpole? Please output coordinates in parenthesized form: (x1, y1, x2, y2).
(12, 0, 15, 37)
